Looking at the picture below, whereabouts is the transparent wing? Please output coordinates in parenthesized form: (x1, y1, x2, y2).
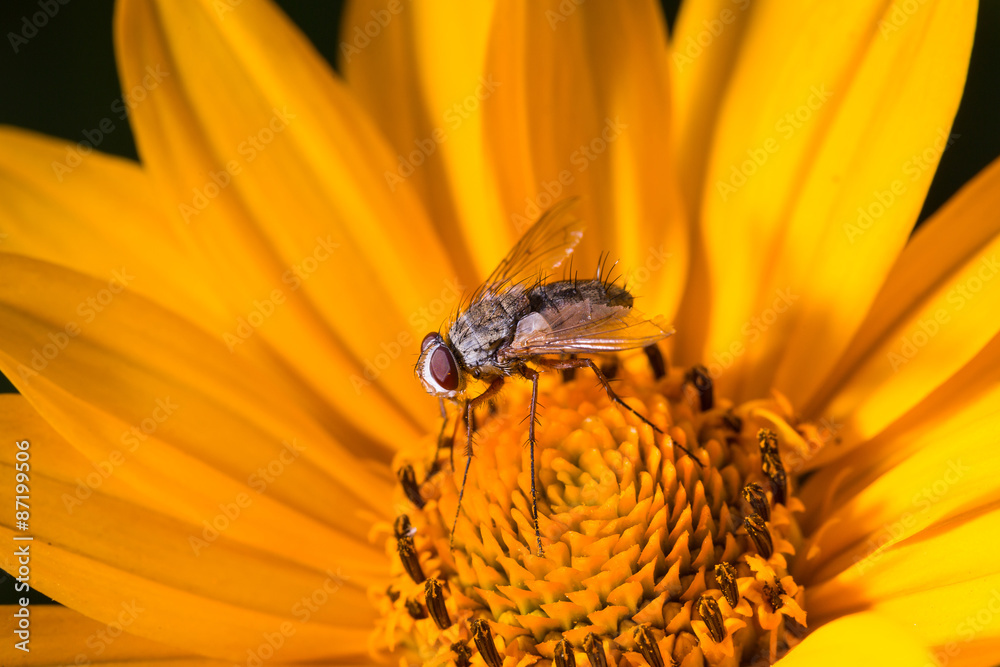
(504, 303, 674, 358)
(470, 197, 585, 302)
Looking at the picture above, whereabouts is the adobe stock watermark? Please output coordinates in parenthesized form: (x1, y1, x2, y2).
(843, 128, 958, 244)
(50, 65, 169, 182)
(223, 234, 340, 351)
(928, 588, 1000, 667)
(70, 599, 145, 666)
(61, 396, 180, 514)
(705, 287, 800, 379)
(178, 106, 296, 223)
(14, 267, 134, 384)
(188, 438, 306, 555)
(886, 253, 999, 372)
(7, 0, 71, 54)
(350, 277, 464, 394)
(852, 458, 969, 575)
(238, 568, 349, 667)
(510, 116, 628, 232)
(715, 85, 833, 202)
(339, 0, 403, 63)
(545, 0, 585, 29)
(672, 0, 751, 72)
(384, 76, 501, 191)
(879, 0, 931, 39)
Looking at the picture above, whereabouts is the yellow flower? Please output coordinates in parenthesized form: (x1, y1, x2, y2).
(0, 0, 997, 666)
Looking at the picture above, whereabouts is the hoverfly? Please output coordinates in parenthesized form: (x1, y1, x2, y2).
(415, 198, 698, 555)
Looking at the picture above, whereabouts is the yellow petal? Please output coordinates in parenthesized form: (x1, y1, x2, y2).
(695, 0, 975, 402)
(0, 471, 371, 662)
(807, 157, 1000, 458)
(799, 334, 1000, 524)
(669, 0, 754, 221)
(117, 0, 454, 440)
(809, 572, 1000, 663)
(0, 258, 391, 577)
(340, 0, 501, 285)
(0, 127, 228, 329)
(799, 409, 1000, 581)
(807, 502, 1000, 610)
(0, 605, 222, 666)
(775, 612, 933, 666)
(482, 0, 689, 323)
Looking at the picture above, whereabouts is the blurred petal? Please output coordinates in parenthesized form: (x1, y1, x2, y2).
(0, 468, 372, 662)
(670, 0, 755, 219)
(117, 0, 455, 442)
(340, 0, 500, 285)
(0, 605, 222, 666)
(695, 0, 975, 402)
(482, 0, 688, 323)
(0, 257, 391, 579)
(0, 127, 228, 328)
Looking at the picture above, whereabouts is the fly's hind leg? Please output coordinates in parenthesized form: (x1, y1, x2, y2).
(541, 357, 703, 467)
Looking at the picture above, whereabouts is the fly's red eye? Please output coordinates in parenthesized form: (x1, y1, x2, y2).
(429, 346, 458, 391)
(421, 332, 441, 352)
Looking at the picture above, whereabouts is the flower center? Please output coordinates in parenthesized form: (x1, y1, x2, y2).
(373, 356, 819, 666)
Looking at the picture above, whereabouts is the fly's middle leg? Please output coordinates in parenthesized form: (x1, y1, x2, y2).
(518, 365, 545, 557)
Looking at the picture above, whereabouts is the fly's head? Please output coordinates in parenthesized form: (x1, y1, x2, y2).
(416, 332, 465, 399)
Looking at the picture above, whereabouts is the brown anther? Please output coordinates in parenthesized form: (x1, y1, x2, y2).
(633, 624, 665, 667)
(385, 585, 399, 603)
(554, 638, 576, 667)
(696, 595, 726, 643)
(763, 580, 786, 612)
(714, 562, 739, 607)
(763, 450, 788, 505)
(643, 343, 666, 379)
(685, 365, 713, 411)
(396, 535, 425, 583)
(744, 513, 773, 559)
(757, 428, 779, 458)
(451, 642, 472, 667)
(424, 578, 451, 629)
(397, 464, 425, 509)
(722, 411, 742, 433)
(471, 619, 503, 667)
(393, 514, 413, 540)
(583, 633, 608, 667)
(404, 597, 426, 619)
(742, 482, 770, 522)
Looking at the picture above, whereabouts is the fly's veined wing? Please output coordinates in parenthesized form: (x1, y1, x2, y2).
(503, 303, 675, 358)
(470, 198, 585, 302)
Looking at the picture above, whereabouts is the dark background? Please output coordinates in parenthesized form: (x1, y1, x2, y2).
(0, 0, 997, 608)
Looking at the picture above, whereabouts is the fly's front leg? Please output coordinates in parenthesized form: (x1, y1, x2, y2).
(519, 366, 545, 556)
(540, 357, 703, 467)
(450, 377, 504, 550)
(428, 398, 458, 477)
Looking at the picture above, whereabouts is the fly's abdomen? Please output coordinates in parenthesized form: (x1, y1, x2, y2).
(527, 279, 633, 315)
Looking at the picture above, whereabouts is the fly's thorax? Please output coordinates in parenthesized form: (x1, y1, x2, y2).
(448, 288, 530, 370)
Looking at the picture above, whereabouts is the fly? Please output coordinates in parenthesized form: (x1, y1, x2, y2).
(415, 198, 699, 555)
